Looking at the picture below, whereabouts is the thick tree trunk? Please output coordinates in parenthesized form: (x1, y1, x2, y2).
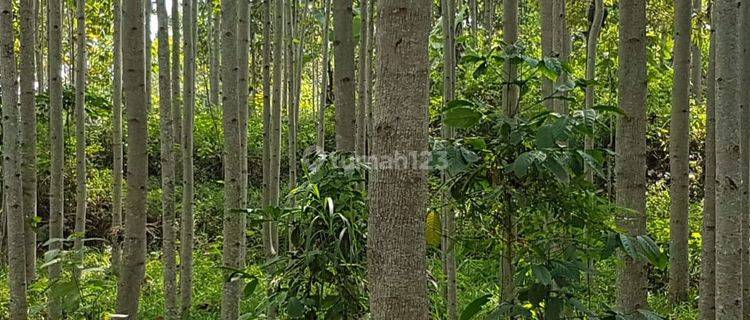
(180, 0, 197, 316)
(20, 0, 39, 283)
(111, 0, 124, 275)
(47, 0, 65, 316)
(317, 0, 330, 150)
(333, 0, 356, 151)
(584, 0, 603, 182)
(441, 0, 457, 318)
(356, 0, 369, 156)
(714, 0, 743, 317)
(156, 0, 178, 317)
(73, 0, 87, 264)
(668, 0, 692, 304)
(615, 0, 649, 313)
(1, 0, 30, 317)
(740, 0, 750, 316)
(367, 0, 431, 318)
(699, 16, 716, 320)
(115, 0, 149, 315)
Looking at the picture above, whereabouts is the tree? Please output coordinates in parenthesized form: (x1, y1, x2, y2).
(111, 0, 124, 274)
(367, 0, 431, 318)
(441, 0, 457, 318)
(47, 0, 65, 315)
(20, 0, 39, 282)
(1, 0, 30, 317)
(171, 0, 182, 149)
(317, 0, 331, 150)
(668, 0, 691, 303)
(210, 0, 220, 107)
(539, 0, 553, 110)
(180, 0, 197, 316)
(156, 0, 177, 317)
(699, 11, 716, 319)
(714, 0, 742, 316)
(615, 0, 649, 313)
(741, 0, 750, 315)
(552, 0, 570, 114)
(356, 0, 368, 156)
(333, 0, 355, 151)
(73, 0, 88, 263)
(691, 0, 703, 104)
(115, 0, 149, 314)
(584, 0, 603, 182)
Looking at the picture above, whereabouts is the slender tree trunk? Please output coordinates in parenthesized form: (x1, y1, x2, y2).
(115, 0, 149, 314)
(157, 0, 177, 317)
(367, 0, 430, 318)
(356, 0, 368, 156)
(180, 0, 197, 315)
(286, 0, 297, 203)
(699, 9, 716, 319)
(210, 1, 221, 107)
(47, 0, 65, 315)
(73, 0, 87, 265)
(584, 0, 603, 182)
(483, 0, 494, 37)
(1, 0, 30, 317)
(740, 0, 750, 316)
(668, 0, 692, 304)
(469, 0, 477, 33)
(715, 0, 743, 316)
(111, 0, 124, 275)
(691, 0, 703, 104)
(262, 0, 272, 208)
(366, 0, 374, 154)
(317, 0, 330, 150)
(172, 0, 182, 148)
(36, 0, 46, 93)
(552, 0, 569, 114)
(145, 0, 152, 109)
(238, 0, 250, 245)
(540, 0, 554, 110)
(20, 0, 39, 283)
(333, 0, 356, 151)
(615, 0, 649, 313)
(440, 0, 457, 318)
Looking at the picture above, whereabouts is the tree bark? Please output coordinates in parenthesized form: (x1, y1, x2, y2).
(691, 0, 703, 104)
(367, 0, 431, 318)
(115, 0, 149, 315)
(584, 0, 603, 182)
(615, 0, 649, 313)
(1, 0, 30, 317)
(540, 0, 554, 110)
(210, 2, 221, 107)
(552, 0, 570, 114)
(47, 0, 65, 316)
(668, 0, 692, 304)
(111, 0, 124, 275)
(262, 0, 272, 207)
(20, 0, 39, 283)
(172, 0, 182, 149)
(740, 0, 750, 316)
(441, 0, 457, 318)
(333, 0, 356, 151)
(356, 0, 369, 156)
(73, 0, 88, 265)
(36, 0, 46, 93)
(699, 12, 716, 319)
(157, 0, 178, 317)
(317, 0, 331, 150)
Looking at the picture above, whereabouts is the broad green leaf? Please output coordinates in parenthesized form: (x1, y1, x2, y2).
(459, 294, 492, 320)
(287, 297, 306, 318)
(532, 265, 553, 285)
(444, 107, 481, 129)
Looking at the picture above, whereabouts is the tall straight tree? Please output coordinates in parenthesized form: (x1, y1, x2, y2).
(238, 0, 250, 213)
(691, 0, 703, 103)
(145, 0, 152, 109)
(36, 0, 45, 93)
(539, 0, 553, 110)
(156, 0, 177, 317)
(172, 0, 182, 146)
(180, 0, 197, 315)
(740, 0, 750, 315)
(699, 11, 716, 319)
(262, 0, 271, 207)
(367, 0, 430, 318)
(615, 0, 649, 313)
(209, 0, 220, 107)
(441, 0, 457, 318)
(111, 0, 124, 273)
(332, 0, 356, 151)
(317, 0, 330, 150)
(714, 0, 742, 316)
(355, 0, 368, 155)
(47, 0, 65, 315)
(20, 0, 39, 282)
(552, 0, 570, 113)
(668, 0, 691, 303)
(73, 0, 87, 260)
(584, 0, 603, 181)
(115, 0, 149, 314)
(1, 0, 30, 316)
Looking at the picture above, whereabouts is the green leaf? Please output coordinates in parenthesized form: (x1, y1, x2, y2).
(593, 104, 626, 115)
(532, 265, 553, 285)
(536, 125, 556, 148)
(459, 294, 492, 320)
(619, 234, 642, 260)
(287, 297, 306, 318)
(544, 157, 569, 184)
(473, 61, 488, 79)
(446, 99, 476, 110)
(464, 137, 487, 150)
(444, 107, 482, 129)
(244, 278, 259, 298)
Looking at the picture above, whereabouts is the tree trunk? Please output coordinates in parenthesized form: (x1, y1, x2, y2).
(157, 0, 178, 317)
(441, 0, 457, 318)
(691, 0, 703, 104)
(584, 0, 603, 182)
(699, 14, 716, 320)
(356, 0, 368, 156)
(469, 0, 477, 33)
(47, 0, 65, 316)
(333, 0, 356, 151)
(740, 0, 750, 316)
(318, 0, 330, 150)
(172, 0, 182, 149)
(210, 2, 221, 107)
(615, 0, 649, 313)
(73, 0, 87, 265)
(668, 0, 692, 304)
(552, 0, 569, 114)
(1, 0, 30, 317)
(285, 0, 296, 206)
(367, 0, 430, 318)
(145, 0, 152, 109)
(115, 0, 149, 315)
(180, 0, 197, 316)
(20, 0, 39, 283)
(715, 0, 743, 316)
(36, 0, 46, 93)
(238, 0, 250, 250)
(262, 0, 272, 207)
(540, 0, 554, 110)
(111, 0, 124, 275)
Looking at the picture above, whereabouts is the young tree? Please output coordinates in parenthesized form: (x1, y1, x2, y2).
(615, 0, 649, 313)
(540, 0, 553, 110)
(333, 0, 355, 151)
(356, 0, 368, 156)
(20, 0, 39, 282)
(691, 0, 703, 104)
(36, 0, 45, 93)
(47, 0, 65, 316)
(441, 0, 457, 318)
(209, 0, 220, 107)
(180, 0, 197, 316)
(714, 0, 742, 316)
(668, 0, 691, 303)
(317, 0, 331, 150)
(262, 0, 271, 206)
(115, 0, 149, 314)
(73, 0, 87, 262)
(156, 0, 177, 317)
(1, 0, 30, 317)
(552, 0, 570, 113)
(699, 9, 716, 319)
(172, 0, 182, 146)
(584, 0, 603, 181)
(111, 0, 124, 274)
(367, 0, 431, 318)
